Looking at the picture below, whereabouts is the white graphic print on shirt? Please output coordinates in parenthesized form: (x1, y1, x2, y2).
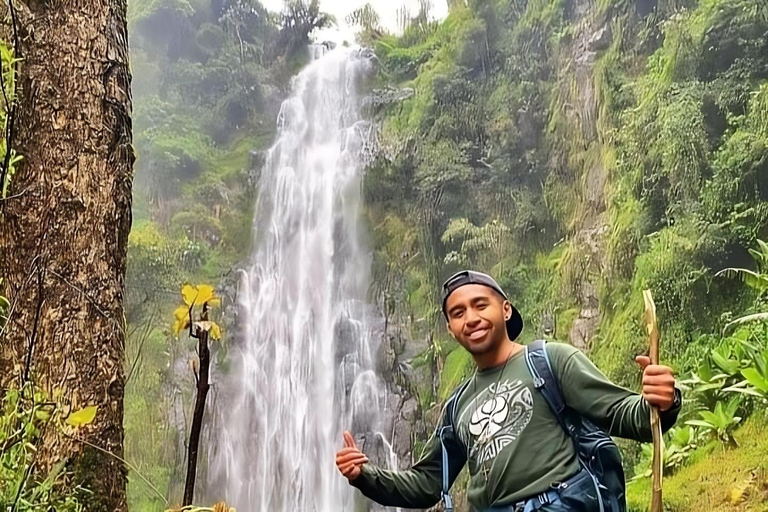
(459, 379, 534, 465)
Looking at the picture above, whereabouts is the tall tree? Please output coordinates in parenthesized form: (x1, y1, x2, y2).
(0, 0, 134, 509)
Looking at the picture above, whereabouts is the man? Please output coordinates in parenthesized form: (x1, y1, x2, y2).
(336, 270, 681, 511)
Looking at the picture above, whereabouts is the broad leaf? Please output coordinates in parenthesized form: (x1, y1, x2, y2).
(182, 284, 198, 306)
(66, 405, 98, 427)
(196, 284, 215, 305)
(723, 379, 766, 397)
(710, 350, 739, 375)
(174, 305, 190, 322)
(173, 316, 191, 336)
(741, 368, 768, 393)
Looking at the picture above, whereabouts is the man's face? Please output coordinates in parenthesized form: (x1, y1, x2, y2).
(444, 284, 511, 356)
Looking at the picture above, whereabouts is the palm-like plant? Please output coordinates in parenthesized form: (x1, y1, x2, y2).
(717, 239, 768, 335)
(685, 396, 743, 447)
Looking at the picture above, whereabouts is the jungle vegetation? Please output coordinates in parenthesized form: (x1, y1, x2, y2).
(1, 0, 767, 510)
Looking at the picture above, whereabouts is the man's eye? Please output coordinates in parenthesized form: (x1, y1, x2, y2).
(453, 311, 463, 319)
(477, 304, 488, 310)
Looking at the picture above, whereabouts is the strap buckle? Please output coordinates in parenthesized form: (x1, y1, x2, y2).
(442, 492, 454, 512)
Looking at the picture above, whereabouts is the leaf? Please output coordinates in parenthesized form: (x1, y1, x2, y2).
(685, 419, 715, 429)
(172, 316, 191, 336)
(34, 409, 51, 422)
(182, 284, 198, 306)
(722, 312, 768, 337)
(699, 411, 720, 425)
(66, 405, 98, 427)
(174, 306, 190, 322)
(694, 381, 726, 393)
(195, 284, 215, 305)
(741, 368, 768, 393)
(210, 322, 222, 340)
(723, 379, 766, 397)
(710, 350, 739, 375)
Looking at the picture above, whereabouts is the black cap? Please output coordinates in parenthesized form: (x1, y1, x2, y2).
(441, 270, 524, 341)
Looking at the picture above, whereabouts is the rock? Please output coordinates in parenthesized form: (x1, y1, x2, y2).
(247, 150, 266, 188)
(401, 396, 419, 421)
(363, 86, 415, 111)
(587, 24, 612, 52)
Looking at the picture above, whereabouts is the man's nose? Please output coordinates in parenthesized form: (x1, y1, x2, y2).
(465, 308, 481, 326)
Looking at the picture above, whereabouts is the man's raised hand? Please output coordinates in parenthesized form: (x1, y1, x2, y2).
(636, 355, 676, 411)
(336, 431, 369, 481)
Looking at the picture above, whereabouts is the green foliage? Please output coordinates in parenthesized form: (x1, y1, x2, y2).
(365, 3, 768, 499)
(120, 0, 768, 505)
(716, 239, 768, 300)
(686, 396, 743, 446)
(437, 347, 474, 402)
(0, 386, 85, 511)
(0, 40, 22, 199)
(631, 425, 704, 480)
(441, 218, 510, 268)
(627, 412, 768, 511)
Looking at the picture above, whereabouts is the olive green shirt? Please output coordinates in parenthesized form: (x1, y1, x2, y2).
(351, 342, 680, 511)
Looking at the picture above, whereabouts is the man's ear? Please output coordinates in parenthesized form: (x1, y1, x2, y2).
(504, 301, 512, 321)
(446, 322, 457, 340)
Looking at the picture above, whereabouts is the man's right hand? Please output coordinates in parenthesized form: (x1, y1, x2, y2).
(336, 431, 369, 481)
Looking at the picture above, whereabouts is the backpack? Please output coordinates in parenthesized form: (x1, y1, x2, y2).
(438, 340, 626, 512)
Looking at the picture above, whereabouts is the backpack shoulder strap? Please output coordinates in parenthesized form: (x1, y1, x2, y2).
(524, 340, 570, 433)
(439, 376, 473, 512)
(447, 376, 473, 431)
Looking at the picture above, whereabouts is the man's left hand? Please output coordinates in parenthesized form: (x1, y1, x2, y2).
(635, 356, 676, 411)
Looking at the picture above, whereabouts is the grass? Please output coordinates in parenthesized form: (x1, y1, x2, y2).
(627, 413, 768, 511)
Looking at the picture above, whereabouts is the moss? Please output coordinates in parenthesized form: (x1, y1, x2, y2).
(627, 413, 768, 511)
(71, 445, 114, 512)
(437, 346, 475, 402)
(556, 307, 580, 340)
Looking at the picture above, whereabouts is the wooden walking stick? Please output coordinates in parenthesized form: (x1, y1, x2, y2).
(643, 290, 663, 512)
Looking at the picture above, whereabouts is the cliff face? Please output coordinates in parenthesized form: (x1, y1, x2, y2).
(364, 0, 768, 509)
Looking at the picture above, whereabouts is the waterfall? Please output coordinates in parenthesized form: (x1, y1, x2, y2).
(205, 47, 390, 511)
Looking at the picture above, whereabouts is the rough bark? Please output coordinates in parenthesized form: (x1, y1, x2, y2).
(0, 0, 134, 509)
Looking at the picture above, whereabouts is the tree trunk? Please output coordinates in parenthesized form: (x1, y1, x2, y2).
(0, 0, 134, 509)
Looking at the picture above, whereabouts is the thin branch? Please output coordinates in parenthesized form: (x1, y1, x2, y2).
(0, 184, 29, 202)
(22, 267, 44, 385)
(0, 255, 39, 338)
(126, 314, 155, 384)
(49, 269, 125, 335)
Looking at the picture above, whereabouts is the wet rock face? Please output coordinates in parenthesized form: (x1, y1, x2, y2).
(363, 86, 416, 112)
(588, 24, 613, 52)
(247, 149, 266, 188)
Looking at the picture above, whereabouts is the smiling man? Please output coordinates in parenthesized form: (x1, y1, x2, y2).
(336, 270, 681, 511)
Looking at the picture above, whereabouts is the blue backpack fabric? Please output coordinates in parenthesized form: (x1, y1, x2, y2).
(438, 341, 626, 512)
(524, 340, 626, 512)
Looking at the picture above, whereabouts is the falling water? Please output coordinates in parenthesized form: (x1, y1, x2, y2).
(206, 47, 389, 511)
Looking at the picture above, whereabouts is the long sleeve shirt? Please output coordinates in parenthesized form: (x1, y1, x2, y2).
(351, 342, 681, 510)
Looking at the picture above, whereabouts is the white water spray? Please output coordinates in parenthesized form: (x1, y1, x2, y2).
(206, 47, 390, 511)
